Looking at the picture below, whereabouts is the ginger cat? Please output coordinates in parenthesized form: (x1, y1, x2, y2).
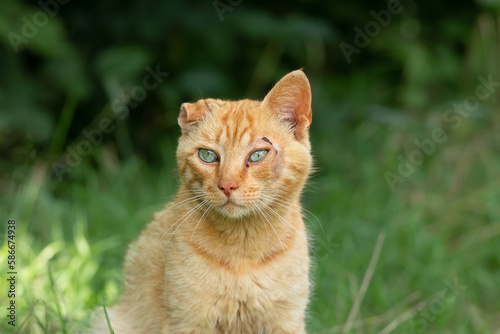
(93, 70, 314, 333)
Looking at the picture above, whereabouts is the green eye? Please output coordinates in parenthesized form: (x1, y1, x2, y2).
(198, 149, 219, 163)
(248, 150, 268, 163)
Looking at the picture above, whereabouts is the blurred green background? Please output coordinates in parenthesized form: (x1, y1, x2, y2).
(1, 0, 500, 333)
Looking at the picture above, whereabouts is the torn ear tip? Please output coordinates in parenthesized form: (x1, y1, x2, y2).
(287, 70, 310, 84)
(291, 68, 306, 76)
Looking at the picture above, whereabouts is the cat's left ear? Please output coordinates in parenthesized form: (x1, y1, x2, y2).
(178, 98, 217, 132)
(262, 70, 312, 141)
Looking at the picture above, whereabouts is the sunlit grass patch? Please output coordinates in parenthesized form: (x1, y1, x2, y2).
(0, 205, 121, 333)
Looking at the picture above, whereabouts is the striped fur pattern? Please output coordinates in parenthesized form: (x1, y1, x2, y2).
(92, 70, 313, 333)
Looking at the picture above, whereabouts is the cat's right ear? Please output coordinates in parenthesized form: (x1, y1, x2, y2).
(178, 99, 216, 132)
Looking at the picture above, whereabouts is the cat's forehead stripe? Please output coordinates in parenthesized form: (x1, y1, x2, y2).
(212, 103, 257, 146)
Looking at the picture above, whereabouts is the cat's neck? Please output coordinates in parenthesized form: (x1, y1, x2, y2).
(173, 191, 305, 270)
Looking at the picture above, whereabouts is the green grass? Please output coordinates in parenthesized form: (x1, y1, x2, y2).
(1, 105, 499, 333)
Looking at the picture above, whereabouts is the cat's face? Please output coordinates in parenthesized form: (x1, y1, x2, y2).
(176, 70, 313, 218)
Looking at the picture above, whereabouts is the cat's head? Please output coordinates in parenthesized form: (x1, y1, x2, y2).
(176, 70, 313, 219)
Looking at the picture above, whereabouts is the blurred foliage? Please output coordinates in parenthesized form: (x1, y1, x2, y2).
(1, 0, 498, 175)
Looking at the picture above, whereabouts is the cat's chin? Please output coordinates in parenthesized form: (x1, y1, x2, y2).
(216, 201, 252, 219)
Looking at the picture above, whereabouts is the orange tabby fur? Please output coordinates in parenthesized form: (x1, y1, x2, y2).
(92, 70, 313, 333)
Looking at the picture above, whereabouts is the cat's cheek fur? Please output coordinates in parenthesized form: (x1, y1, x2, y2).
(182, 156, 207, 189)
(270, 142, 284, 175)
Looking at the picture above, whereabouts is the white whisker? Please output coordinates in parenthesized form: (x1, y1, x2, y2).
(260, 193, 324, 232)
(255, 203, 284, 252)
(190, 202, 213, 243)
(167, 200, 209, 242)
(259, 199, 317, 262)
(153, 194, 205, 224)
(175, 189, 205, 195)
(161, 199, 207, 240)
(161, 189, 205, 201)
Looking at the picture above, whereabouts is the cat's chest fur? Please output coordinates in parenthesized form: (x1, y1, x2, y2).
(158, 208, 310, 332)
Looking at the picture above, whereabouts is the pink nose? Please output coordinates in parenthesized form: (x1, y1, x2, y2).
(219, 181, 238, 197)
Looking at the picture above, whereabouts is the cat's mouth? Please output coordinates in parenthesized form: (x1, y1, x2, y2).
(223, 199, 240, 208)
(220, 199, 246, 214)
